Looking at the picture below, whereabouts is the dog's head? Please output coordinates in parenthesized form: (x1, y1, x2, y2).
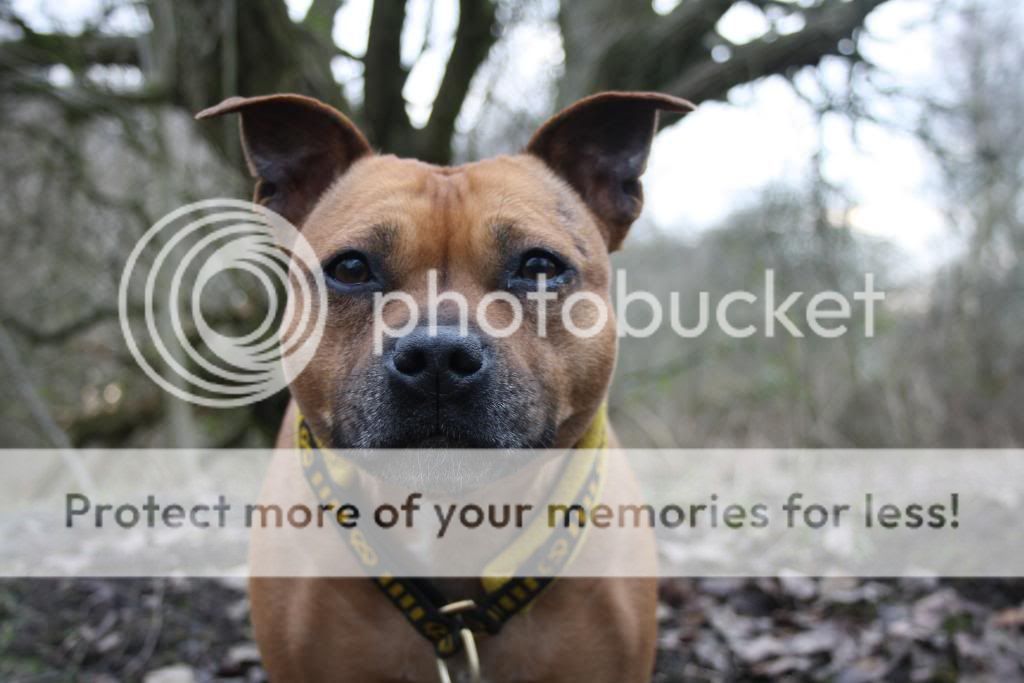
(198, 92, 691, 449)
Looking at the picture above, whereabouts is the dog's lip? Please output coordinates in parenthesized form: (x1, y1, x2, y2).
(401, 430, 474, 448)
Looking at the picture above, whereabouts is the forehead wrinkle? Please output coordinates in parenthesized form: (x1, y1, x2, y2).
(482, 183, 583, 258)
(528, 176, 598, 259)
(486, 218, 582, 263)
(486, 179, 582, 234)
(430, 171, 470, 287)
(552, 195, 589, 257)
(307, 185, 414, 247)
(322, 221, 398, 253)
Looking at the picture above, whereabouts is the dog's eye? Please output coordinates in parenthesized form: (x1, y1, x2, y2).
(518, 250, 566, 281)
(327, 251, 374, 286)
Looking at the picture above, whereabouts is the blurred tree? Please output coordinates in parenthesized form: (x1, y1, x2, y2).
(0, 0, 893, 448)
(0, 0, 890, 164)
(913, 0, 1024, 445)
(608, 0, 1024, 449)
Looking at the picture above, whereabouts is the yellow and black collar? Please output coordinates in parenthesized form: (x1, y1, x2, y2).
(295, 408, 608, 658)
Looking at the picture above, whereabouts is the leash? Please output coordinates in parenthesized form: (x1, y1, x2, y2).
(294, 407, 608, 680)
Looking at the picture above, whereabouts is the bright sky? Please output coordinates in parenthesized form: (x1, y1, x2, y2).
(15, 0, 957, 272)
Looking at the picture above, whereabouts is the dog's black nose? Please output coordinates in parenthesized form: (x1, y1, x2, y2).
(386, 326, 488, 396)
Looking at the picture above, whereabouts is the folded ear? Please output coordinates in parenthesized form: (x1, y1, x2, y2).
(196, 94, 372, 227)
(527, 91, 694, 251)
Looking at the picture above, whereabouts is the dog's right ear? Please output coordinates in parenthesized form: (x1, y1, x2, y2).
(196, 94, 372, 227)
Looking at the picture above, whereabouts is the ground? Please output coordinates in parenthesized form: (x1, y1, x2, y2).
(1, 578, 1023, 682)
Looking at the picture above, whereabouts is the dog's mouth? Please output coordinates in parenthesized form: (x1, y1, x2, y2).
(328, 387, 558, 451)
(331, 418, 555, 450)
(325, 419, 553, 491)
(329, 352, 557, 451)
(404, 430, 478, 449)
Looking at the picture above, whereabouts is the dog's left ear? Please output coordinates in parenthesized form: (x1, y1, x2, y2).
(527, 91, 694, 252)
(196, 94, 372, 227)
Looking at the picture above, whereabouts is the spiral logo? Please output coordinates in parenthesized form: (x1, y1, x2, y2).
(119, 199, 326, 408)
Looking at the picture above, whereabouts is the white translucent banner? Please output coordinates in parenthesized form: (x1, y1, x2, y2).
(0, 449, 1019, 577)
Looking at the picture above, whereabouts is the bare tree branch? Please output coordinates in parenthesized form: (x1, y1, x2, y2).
(1, 307, 118, 345)
(363, 0, 412, 152)
(557, 0, 653, 106)
(567, 0, 733, 105)
(0, 325, 75, 449)
(302, 0, 346, 41)
(647, 0, 736, 78)
(0, 324, 97, 492)
(663, 0, 889, 105)
(420, 0, 496, 164)
(559, 0, 888, 111)
(0, 32, 140, 70)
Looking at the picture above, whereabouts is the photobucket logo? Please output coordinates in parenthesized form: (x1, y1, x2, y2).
(371, 269, 885, 354)
(119, 199, 326, 408)
(119, 199, 886, 406)
(612, 269, 886, 340)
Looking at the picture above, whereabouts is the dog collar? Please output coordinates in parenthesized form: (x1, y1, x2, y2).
(294, 407, 608, 660)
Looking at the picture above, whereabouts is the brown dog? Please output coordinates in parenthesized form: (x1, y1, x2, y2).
(198, 91, 692, 682)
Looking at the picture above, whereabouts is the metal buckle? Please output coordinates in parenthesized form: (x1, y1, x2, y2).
(435, 601, 481, 683)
